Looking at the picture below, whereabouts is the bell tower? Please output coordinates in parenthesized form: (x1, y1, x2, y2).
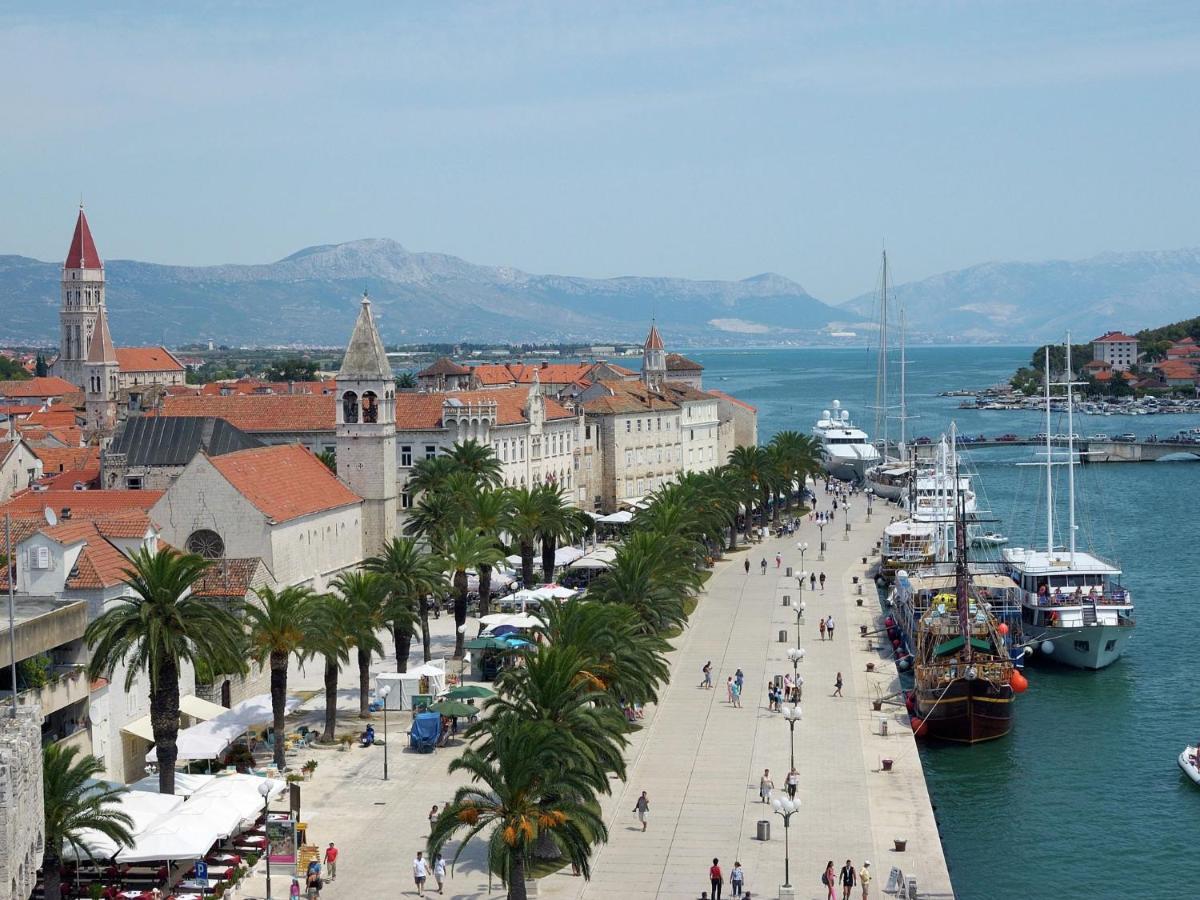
(57, 205, 106, 388)
(336, 292, 397, 556)
(641, 321, 667, 390)
(84, 304, 119, 445)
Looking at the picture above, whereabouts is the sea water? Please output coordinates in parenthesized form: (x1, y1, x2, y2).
(691, 345, 1200, 900)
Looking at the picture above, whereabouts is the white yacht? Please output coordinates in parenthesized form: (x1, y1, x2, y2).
(1001, 337, 1135, 670)
(813, 400, 879, 482)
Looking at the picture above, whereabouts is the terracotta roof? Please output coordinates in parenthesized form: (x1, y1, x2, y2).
(192, 558, 262, 598)
(418, 357, 471, 377)
(67, 530, 136, 589)
(704, 389, 758, 413)
(1093, 331, 1137, 343)
(0, 403, 40, 416)
(661, 381, 713, 402)
(65, 208, 102, 269)
(1152, 360, 1199, 380)
(644, 323, 665, 351)
(466, 362, 602, 387)
(665, 353, 703, 372)
(17, 425, 84, 448)
(40, 463, 100, 491)
(158, 394, 335, 432)
(0, 377, 79, 399)
(1083, 359, 1112, 370)
(469, 364, 520, 386)
(207, 444, 361, 523)
(581, 381, 679, 416)
(0, 509, 152, 591)
(395, 387, 575, 430)
(23, 408, 79, 428)
(197, 379, 335, 396)
(0, 489, 162, 518)
(116, 347, 185, 373)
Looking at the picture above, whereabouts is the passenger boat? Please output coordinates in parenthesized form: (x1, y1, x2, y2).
(1179, 745, 1200, 786)
(812, 400, 879, 482)
(972, 532, 1008, 547)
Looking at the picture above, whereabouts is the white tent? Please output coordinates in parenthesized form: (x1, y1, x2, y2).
(115, 795, 235, 863)
(553, 546, 585, 566)
(146, 693, 300, 762)
(190, 772, 286, 833)
(377, 661, 448, 710)
(64, 790, 185, 861)
(128, 771, 216, 796)
(596, 510, 634, 524)
(481, 612, 543, 631)
(569, 545, 617, 570)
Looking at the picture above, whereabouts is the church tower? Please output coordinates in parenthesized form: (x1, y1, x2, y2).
(641, 321, 667, 390)
(57, 206, 106, 388)
(336, 292, 397, 556)
(84, 303, 119, 445)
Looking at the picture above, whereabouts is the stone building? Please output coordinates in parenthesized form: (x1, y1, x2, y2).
(156, 394, 336, 455)
(665, 352, 705, 389)
(0, 707, 44, 900)
(415, 357, 473, 392)
(190, 558, 273, 708)
(0, 437, 42, 502)
(101, 415, 261, 491)
(1092, 331, 1138, 372)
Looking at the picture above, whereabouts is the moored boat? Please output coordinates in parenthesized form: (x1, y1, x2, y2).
(812, 400, 879, 482)
(1179, 745, 1200, 786)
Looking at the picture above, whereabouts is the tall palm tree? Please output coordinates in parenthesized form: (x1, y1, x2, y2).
(365, 537, 445, 668)
(332, 570, 387, 716)
(504, 487, 545, 587)
(460, 487, 514, 618)
(41, 744, 135, 900)
(444, 439, 504, 489)
(407, 454, 459, 500)
(244, 585, 316, 770)
(430, 721, 606, 899)
(404, 488, 458, 552)
(85, 547, 245, 794)
(307, 593, 355, 742)
(727, 444, 776, 539)
(535, 484, 587, 583)
(439, 524, 504, 657)
(588, 530, 702, 634)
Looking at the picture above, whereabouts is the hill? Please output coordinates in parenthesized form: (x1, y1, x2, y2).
(0, 239, 847, 346)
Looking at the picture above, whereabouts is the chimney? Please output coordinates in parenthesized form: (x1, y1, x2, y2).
(60, 507, 72, 520)
(288, 380, 295, 395)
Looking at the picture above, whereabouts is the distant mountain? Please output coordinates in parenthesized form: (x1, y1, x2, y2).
(0, 239, 846, 346)
(840, 248, 1200, 342)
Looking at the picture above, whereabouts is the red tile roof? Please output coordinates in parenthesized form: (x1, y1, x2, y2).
(32, 446, 97, 473)
(192, 558, 262, 598)
(207, 444, 361, 523)
(1152, 360, 1199, 380)
(0, 377, 79, 399)
(0, 403, 41, 416)
(17, 425, 84, 448)
(0, 489, 162, 518)
(116, 347, 185, 373)
(395, 387, 575, 430)
(644, 323, 665, 350)
(665, 353, 703, 372)
(67, 530, 136, 589)
(197, 379, 335, 396)
(65, 208, 102, 269)
(1093, 331, 1137, 343)
(23, 408, 79, 428)
(418, 357, 472, 377)
(581, 380, 679, 415)
(704, 389, 758, 413)
(158, 394, 335, 432)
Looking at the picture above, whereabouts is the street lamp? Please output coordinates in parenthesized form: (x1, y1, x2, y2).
(795, 571, 807, 641)
(457, 624, 469, 677)
(772, 794, 800, 890)
(818, 521, 826, 561)
(865, 488, 874, 521)
(378, 685, 392, 781)
(844, 503, 852, 539)
(257, 780, 273, 899)
(796, 541, 808, 573)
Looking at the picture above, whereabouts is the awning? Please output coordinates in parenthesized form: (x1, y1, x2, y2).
(122, 695, 227, 744)
(596, 510, 634, 524)
(146, 693, 300, 762)
(121, 715, 156, 743)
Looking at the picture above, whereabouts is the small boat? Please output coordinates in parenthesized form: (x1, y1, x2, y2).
(1180, 746, 1200, 786)
(972, 532, 1009, 547)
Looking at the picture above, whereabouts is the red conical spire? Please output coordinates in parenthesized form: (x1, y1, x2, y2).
(644, 321, 665, 351)
(65, 206, 103, 269)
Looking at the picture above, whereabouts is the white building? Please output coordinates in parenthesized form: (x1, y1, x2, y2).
(1092, 331, 1138, 372)
(0, 436, 42, 502)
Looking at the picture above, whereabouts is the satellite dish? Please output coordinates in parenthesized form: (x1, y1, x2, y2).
(43, 506, 57, 527)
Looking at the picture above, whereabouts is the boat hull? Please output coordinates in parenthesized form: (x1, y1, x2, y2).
(1179, 747, 1200, 786)
(1031, 623, 1132, 670)
(824, 454, 874, 483)
(866, 472, 905, 500)
(910, 678, 1014, 744)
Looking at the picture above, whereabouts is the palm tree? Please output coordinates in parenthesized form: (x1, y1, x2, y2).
(85, 547, 245, 794)
(727, 445, 776, 539)
(365, 537, 445, 668)
(588, 530, 702, 634)
(439, 524, 504, 657)
(444, 439, 504, 489)
(459, 487, 514, 618)
(394, 371, 417, 389)
(429, 721, 606, 899)
(244, 585, 316, 770)
(407, 454, 459, 500)
(332, 570, 387, 716)
(404, 488, 459, 552)
(41, 744, 135, 900)
(307, 593, 356, 742)
(315, 448, 336, 473)
(768, 430, 822, 511)
(535, 484, 587, 583)
(504, 487, 545, 587)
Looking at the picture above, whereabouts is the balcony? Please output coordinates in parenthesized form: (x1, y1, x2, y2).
(1, 664, 90, 717)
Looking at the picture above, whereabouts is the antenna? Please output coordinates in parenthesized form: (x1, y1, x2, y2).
(44, 506, 58, 527)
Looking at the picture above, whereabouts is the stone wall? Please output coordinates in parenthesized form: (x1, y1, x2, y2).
(0, 707, 45, 900)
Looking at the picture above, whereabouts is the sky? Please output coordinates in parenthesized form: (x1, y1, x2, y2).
(3, 1, 1199, 302)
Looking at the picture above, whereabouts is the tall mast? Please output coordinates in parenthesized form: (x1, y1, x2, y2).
(899, 305, 907, 456)
(1044, 347, 1054, 554)
(954, 456, 971, 654)
(876, 250, 890, 456)
(1066, 333, 1077, 564)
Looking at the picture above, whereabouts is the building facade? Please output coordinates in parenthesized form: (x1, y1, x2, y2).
(1092, 331, 1138, 371)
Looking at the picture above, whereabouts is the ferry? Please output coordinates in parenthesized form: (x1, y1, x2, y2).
(812, 400, 879, 482)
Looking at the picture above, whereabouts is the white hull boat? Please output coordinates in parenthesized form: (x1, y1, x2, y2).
(1179, 746, 1200, 786)
(972, 532, 1009, 547)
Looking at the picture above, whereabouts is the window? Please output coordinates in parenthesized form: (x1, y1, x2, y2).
(637, 419, 642, 432)
(186, 529, 225, 559)
(401, 445, 412, 466)
(362, 390, 379, 423)
(1073, 640, 1090, 653)
(625, 421, 631, 433)
(625, 449, 633, 466)
(401, 491, 412, 509)
(1105, 640, 1117, 652)
(125, 476, 143, 490)
(425, 445, 437, 459)
(657, 417, 661, 430)
(342, 391, 359, 423)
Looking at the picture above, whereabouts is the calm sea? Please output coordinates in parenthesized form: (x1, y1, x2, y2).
(691, 346, 1200, 900)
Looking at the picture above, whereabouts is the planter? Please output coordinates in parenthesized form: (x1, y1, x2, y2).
(866, 662, 875, 672)
(857, 598, 864, 606)
(882, 758, 894, 772)
(872, 699, 883, 711)
(893, 838, 906, 852)
(859, 625, 868, 636)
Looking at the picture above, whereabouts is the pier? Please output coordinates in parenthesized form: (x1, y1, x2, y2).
(898, 435, 1200, 463)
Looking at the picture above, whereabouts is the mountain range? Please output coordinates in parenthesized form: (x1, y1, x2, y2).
(2, 239, 1198, 346)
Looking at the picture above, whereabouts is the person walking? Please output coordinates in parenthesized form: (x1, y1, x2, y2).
(633, 790, 650, 830)
(820, 572, 827, 591)
(701, 661, 713, 689)
(834, 671, 844, 698)
(289, 878, 300, 898)
(819, 617, 826, 641)
(760, 557, 768, 575)
(323, 842, 338, 881)
(823, 860, 837, 900)
(744, 559, 751, 575)
(413, 851, 429, 896)
(785, 766, 799, 799)
(840, 859, 857, 900)
(732, 679, 742, 708)
(810, 571, 817, 591)
(759, 769, 774, 802)
(305, 868, 322, 900)
(859, 861, 872, 899)
(428, 804, 439, 832)
(433, 852, 447, 894)
(731, 861, 745, 897)
(826, 614, 835, 640)
(775, 552, 782, 569)
(727, 676, 735, 703)
(709, 858, 724, 900)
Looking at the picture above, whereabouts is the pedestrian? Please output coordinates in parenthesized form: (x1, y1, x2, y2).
(840, 859, 856, 900)
(305, 869, 322, 900)
(819, 617, 826, 641)
(859, 861, 872, 899)
(732, 679, 742, 708)
(744, 559, 751, 575)
(820, 572, 827, 591)
(786, 766, 799, 799)
(323, 842, 338, 880)
(827, 614, 835, 640)
(735, 668, 744, 690)
(767, 683, 776, 711)
(701, 661, 713, 689)
(727, 676, 734, 703)
(731, 861, 745, 897)
(834, 671, 844, 698)
(428, 804, 439, 831)
(709, 858, 724, 900)
(759, 769, 774, 802)
(433, 852, 447, 894)
(775, 552, 782, 569)
(288, 877, 300, 898)
(810, 572, 817, 591)
(823, 860, 837, 900)
(794, 674, 804, 703)
(760, 557, 768, 575)
(634, 790, 650, 831)
(413, 850, 429, 896)
(833, 498, 838, 511)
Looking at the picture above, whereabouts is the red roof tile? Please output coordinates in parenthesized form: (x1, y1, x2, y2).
(23, 408, 79, 428)
(116, 347, 185, 373)
(665, 353, 702, 371)
(207, 444, 361, 523)
(192, 558, 262, 598)
(0, 377, 79, 399)
(395, 387, 576, 430)
(581, 381, 679, 415)
(158, 394, 335, 432)
(418, 357, 472, 377)
(644, 323, 665, 350)
(705, 389, 758, 413)
(1092, 331, 1137, 343)
(31, 446, 97, 473)
(65, 208, 102, 269)
(0, 489, 162, 518)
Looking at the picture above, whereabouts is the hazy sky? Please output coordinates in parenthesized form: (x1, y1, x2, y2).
(4, 1, 1199, 300)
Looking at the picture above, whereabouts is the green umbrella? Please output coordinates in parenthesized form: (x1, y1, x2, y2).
(445, 684, 495, 700)
(464, 637, 509, 651)
(430, 700, 478, 717)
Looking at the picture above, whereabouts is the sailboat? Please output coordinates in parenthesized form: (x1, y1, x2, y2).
(1001, 337, 1136, 670)
(866, 251, 912, 500)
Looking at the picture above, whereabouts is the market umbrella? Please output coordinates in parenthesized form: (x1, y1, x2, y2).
(431, 700, 478, 717)
(445, 684, 495, 700)
(464, 636, 510, 651)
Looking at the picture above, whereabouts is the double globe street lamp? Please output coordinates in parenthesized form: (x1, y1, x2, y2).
(796, 541, 808, 573)
(258, 780, 274, 899)
(782, 694, 803, 768)
(843, 502, 853, 539)
(772, 794, 801, 892)
(378, 685, 392, 781)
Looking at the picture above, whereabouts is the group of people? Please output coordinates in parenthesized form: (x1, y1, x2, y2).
(766, 673, 801, 710)
(705, 858, 749, 898)
(758, 767, 800, 801)
(822, 859, 872, 900)
(818, 613, 835, 639)
(806, 570, 828, 591)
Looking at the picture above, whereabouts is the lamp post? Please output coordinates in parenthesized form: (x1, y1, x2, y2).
(795, 571, 807, 641)
(772, 794, 800, 890)
(457, 624, 469, 677)
(796, 541, 808, 574)
(865, 488, 874, 521)
(818, 521, 826, 561)
(257, 781, 273, 899)
(378, 685, 391, 781)
(844, 503, 852, 539)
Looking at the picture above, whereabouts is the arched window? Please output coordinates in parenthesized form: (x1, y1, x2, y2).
(362, 391, 379, 423)
(186, 529, 225, 559)
(342, 390, 359, 423)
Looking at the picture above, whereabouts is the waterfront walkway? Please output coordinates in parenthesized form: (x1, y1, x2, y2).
(237, 496, 952, 899)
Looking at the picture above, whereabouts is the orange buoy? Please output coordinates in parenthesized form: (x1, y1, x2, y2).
(1010, 670, 1029, 693)
(998, 622, 1009, 636)
(911, 716, 927, 736)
